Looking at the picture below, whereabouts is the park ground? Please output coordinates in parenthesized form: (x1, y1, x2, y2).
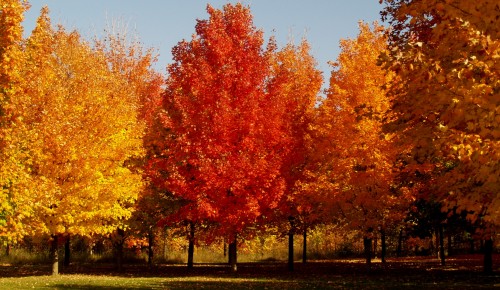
(0, 255, 499, 289)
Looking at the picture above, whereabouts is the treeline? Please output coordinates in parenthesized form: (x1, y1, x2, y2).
(0, 0, 497, 275)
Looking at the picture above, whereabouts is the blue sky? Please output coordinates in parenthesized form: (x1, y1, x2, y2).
(23, 1, 385, 81)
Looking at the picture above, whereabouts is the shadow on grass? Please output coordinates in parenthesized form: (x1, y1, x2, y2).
(1, 255, 499, 289)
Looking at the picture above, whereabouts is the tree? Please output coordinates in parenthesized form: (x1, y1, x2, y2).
(267, 40, 322, 271)
(0, 0, 29, 245)
(95, 24, 165, 270)
(380, 0, 499, 273)
(313, 22, 410, 265)
(0, 7, 144, 274)
(158, 3, 288, 271)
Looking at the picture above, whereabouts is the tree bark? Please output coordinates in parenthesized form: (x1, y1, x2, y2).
(187, 222, 195, 269)
(64, 236, 70, 267)
(163, 228, 168, 260)
(447, 231, 453, 257)
(381, 230, 387, 263)
(288, 231, 294, 271)
(439, 225, 445, 266)
(302, 228, 307, 264)
(50, 234, 59, 275)
(5, 244, 10, 256)
(229, 238, 237, 272)
(364, 236, 372, 266)
(223, 242, 227, 257)
(484, 238, 493, 274)
(396, 229, 403, 257)
(148, 229, 154, 269)
(115, 228, 125, 271)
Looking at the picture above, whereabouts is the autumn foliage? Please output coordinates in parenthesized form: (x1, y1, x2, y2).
(0, 0, 497, 275)
(380, 0, 499, 227)
(158, 3, 289, 242)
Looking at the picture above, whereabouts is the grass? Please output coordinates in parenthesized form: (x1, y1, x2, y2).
(1, 256, 499, 289)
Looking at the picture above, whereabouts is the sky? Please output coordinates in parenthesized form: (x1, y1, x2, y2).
(22, 0, 386, 81)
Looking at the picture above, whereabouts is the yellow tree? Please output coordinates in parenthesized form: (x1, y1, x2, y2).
(0, 0, 29, 245)
(312, 22, 409, 265)
(94, 26, 164, 270)
(380, 0, 499, 273)
(0, 7, 144, 274)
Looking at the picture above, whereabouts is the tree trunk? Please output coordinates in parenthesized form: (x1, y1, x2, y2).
(50, 234, 59, 275)
(148, 229, 154, 269)
(302, 228, 307, 264)
(381, 230, 387, 263)
(229, 238, 237, 272)
(447, 231, 452, 257)
(469, 239, 475, 254)
(363, 237, 372, 266)
(5, 244, 10, 256)
(439, 225, 445, 266)
(396, 229, 403, 257)
(484, 238, 493, 274)
(115, 228, 125, 271)
(223, 242, 227, 257)
(64, 237, 70, 267)
(373, 236, 378, 258)
(187, 222, 195, 269)
(163, 228, 168, 260)
(288, 230, 294, 271)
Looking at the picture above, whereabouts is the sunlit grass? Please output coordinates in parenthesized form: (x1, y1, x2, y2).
(0, 275, 320, 290)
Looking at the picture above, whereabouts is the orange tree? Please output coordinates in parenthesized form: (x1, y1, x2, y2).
(157, 3, 289, 271)
(380, 0, 499, 273)
(308, 22, 410, 264)
(0, 7, 144, 274)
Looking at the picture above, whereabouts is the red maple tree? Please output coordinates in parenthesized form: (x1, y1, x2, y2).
(157, 3, 288, 271)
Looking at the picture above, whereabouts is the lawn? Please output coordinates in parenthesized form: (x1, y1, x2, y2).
(1, 256, 499, 289)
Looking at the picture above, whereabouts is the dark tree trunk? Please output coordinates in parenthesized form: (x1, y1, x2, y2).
(5, 244, 10, 256)
(64, 237, 70, 267)
(469, 239, 475, 254)
(148, 229, 154, 269)
(435, 228, 439, 259)
(381, 230, 387, 263)
(364, 237, 372, 266)
(484, 239, 493, 274)
(439, 225, 445, 266)
(187, 222, 195, 269)
(288, 231, 294, 271)
(302, 228, 307, 264)
(50, 234, 59, 275)
(397, 229, 403, 257)
(223, 242, 227, 257)
(163, 228, 168, 260)
(447, 231, 453, 257)
(229, 238, 237, 272)
(115, 228, 125, 271)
